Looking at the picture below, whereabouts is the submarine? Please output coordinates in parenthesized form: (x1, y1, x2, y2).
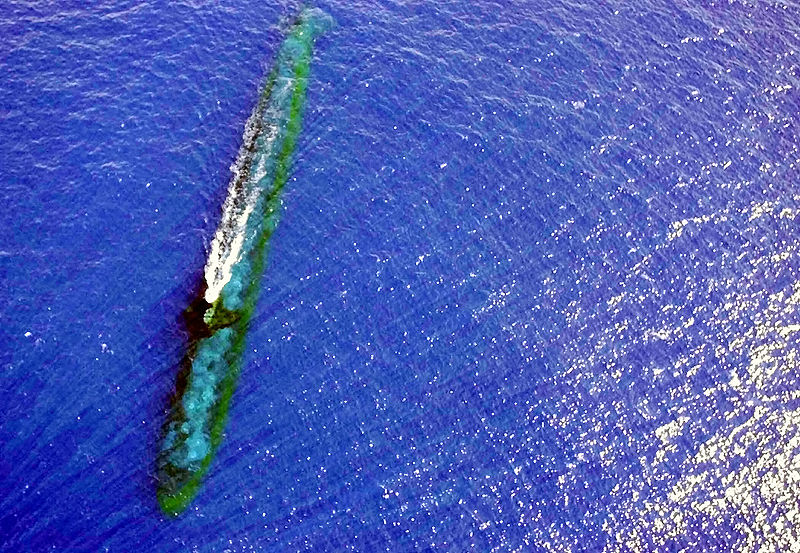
(155, 8, 331, 516)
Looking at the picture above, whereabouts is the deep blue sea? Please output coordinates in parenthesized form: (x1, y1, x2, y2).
(2, 0, 800, 551)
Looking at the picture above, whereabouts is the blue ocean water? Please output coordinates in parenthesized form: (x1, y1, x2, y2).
(2, 0, 799, 551)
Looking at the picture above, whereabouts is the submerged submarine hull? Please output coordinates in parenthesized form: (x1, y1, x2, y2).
(155, 9, 330, 517)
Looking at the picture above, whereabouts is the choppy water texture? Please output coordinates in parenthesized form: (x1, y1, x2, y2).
(2, 0, 800, 551)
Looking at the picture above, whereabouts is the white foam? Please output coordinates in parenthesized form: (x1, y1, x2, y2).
(203, 79, 292, 305)
(203, 186, 260, 304)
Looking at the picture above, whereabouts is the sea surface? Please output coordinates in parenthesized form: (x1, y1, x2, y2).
(2, 0, 800, 551)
